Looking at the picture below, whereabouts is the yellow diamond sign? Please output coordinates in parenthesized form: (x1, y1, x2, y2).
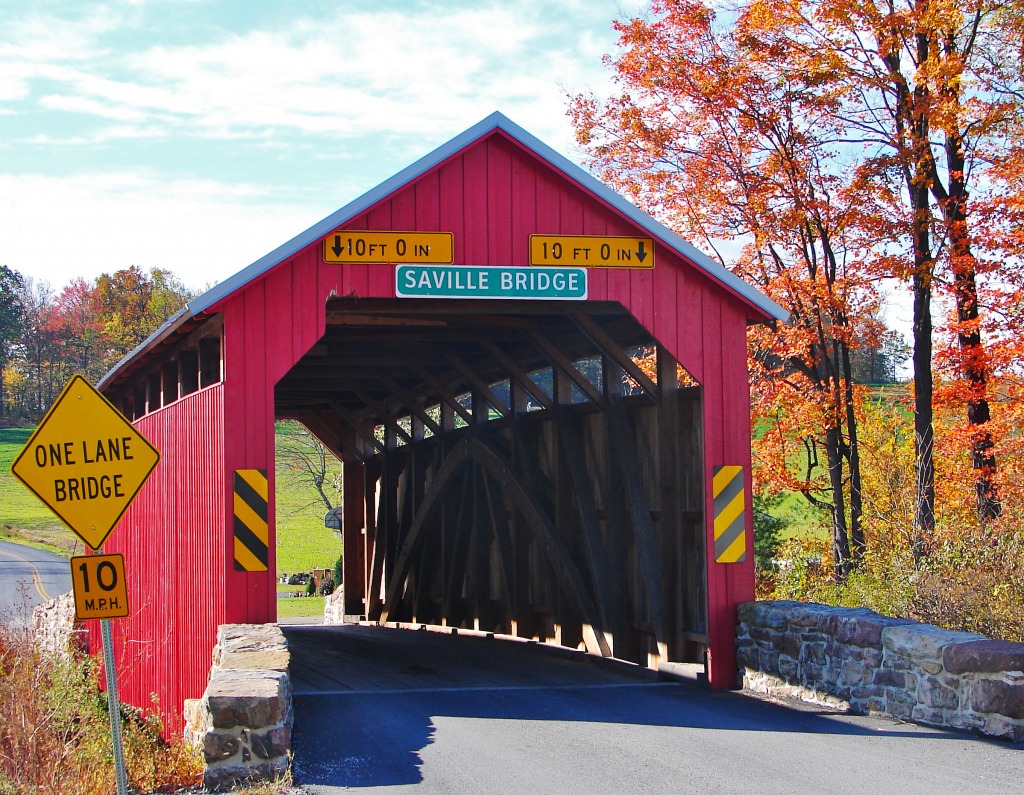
(11, 374, 160, 551)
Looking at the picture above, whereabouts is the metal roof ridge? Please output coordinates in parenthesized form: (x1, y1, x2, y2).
(100, 111, 787, 389)
(186, 112, 511, 316)
(188, 110, 785, 321)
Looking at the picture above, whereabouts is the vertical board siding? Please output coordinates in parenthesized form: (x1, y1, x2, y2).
(461, 143, 489, 263)
(487, 137, 514, 265)
(92, 385, 225, 735)
(720, 300, 757, 653)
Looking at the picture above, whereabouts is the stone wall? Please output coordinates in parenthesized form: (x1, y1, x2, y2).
(31, 591, 87, 658)
(737, 600, 1024, 742)
(323, 587, 345, 625)
(183, 624, 293, 790)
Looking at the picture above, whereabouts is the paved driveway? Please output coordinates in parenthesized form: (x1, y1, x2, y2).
(284, 625, 1021, 794)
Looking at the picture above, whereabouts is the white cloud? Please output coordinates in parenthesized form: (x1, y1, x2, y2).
(0, 172, 338, 290)
(7, 1, 629, 150)
(0, 0, 650, 290)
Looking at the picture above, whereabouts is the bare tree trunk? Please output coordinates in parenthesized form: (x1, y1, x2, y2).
(931, 117, 1000, 522)
(825, 424, 852, 578)
(912, 265, 935, 563)
(883, 25, 937, 562)
(840, 342, 864, 559)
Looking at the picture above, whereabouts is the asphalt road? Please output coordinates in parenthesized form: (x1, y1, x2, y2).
(0, 539, 71, 624)
(285, 625, 1022, 795)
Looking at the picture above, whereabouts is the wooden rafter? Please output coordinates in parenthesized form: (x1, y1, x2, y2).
(412, 365, 474, 426)
(351, 387, 414, 446)
(446, 353, 510, 418)
(527, 329, 606, 407)
(480, 340, 555, 411)
(382, 377, 443, 437)
(570, 313, 659, 401)
(327, 399, 385, 454)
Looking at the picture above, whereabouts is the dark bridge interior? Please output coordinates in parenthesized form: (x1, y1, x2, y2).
(274, 297, 708, 668)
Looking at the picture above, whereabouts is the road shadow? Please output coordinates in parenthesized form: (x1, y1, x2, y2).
(284, 625, 1018, 790)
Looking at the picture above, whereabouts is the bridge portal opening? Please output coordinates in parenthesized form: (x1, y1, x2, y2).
(275, 297, 708, 668)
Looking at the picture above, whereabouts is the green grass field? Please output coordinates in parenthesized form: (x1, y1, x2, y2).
(273, 421, 342, 576)
(275, 595, 325, 618)
(0, 423, 343, 579)
(0, 428, 78, 554)
(772, 489, 829, 540)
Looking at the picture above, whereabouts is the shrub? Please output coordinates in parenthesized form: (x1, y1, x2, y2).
(753, 494, 786, 567)
(763, 516, 1024, 643)
(911, 524, 1024, 642)
(318, 573, 335, 596)
(0, 622, 202, 794)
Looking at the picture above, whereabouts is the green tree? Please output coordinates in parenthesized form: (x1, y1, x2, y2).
(12, 278, 64, 419)
(95, 266, 194, 360)
(276, 420, 340, 513)
(0, 266, 27, 420)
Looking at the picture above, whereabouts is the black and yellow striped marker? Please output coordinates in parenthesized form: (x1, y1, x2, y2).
(233, 469, 269, 571)
(712, 465, 747, 563)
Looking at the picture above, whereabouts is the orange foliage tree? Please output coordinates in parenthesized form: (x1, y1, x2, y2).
(573, 0, 1024, 566)
(741, 0, 1024, 536)
(570, 0, 887, 577)
(6, 266, 195, 422)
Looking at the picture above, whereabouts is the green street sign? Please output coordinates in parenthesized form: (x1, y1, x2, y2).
(396, 265, 587, 300)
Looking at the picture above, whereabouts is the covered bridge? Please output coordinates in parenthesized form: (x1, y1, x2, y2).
(96, 112, 786, 731)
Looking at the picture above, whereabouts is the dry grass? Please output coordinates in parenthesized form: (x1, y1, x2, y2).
(0, 622, 203, 795)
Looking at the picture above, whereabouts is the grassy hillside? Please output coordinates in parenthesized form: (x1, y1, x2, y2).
(273, 420, 343, 577)
(0, 428, 78, 554)
(0, 423, 343, 576)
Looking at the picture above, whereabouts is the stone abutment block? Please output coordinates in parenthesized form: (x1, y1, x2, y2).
(183, 623, 293, 789)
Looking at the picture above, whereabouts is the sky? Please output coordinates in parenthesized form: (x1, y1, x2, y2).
(0, 0, 646, 294)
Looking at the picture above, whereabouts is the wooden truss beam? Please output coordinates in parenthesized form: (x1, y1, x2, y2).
(570, 313, 659, 401)
(480, 340, 555, 412)
(328, 399, 385, 455)
(446, 353, 510, 418)
(527, 329, 606, 407)
(412, 366, 475, 426)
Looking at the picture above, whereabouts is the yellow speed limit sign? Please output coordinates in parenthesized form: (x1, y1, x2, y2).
(70, 553, 130, 620)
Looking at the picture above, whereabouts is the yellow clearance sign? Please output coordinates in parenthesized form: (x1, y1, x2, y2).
(530, 234, 655, 269)
(11, 375, 160, 551)
(324, 231, 453, 263)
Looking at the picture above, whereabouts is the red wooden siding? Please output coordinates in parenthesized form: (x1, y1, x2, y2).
(93, 384, 225, 735)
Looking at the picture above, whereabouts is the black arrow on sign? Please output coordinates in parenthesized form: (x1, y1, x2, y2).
(636, 241, 648, 262)
(332, 235, 344, 257)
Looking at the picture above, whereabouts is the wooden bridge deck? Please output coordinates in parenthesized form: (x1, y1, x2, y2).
(283, 623, 656, 695)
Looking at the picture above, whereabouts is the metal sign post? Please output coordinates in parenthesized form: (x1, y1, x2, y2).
(100, 612, 130, 795)
(70, 550, 131, 792)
